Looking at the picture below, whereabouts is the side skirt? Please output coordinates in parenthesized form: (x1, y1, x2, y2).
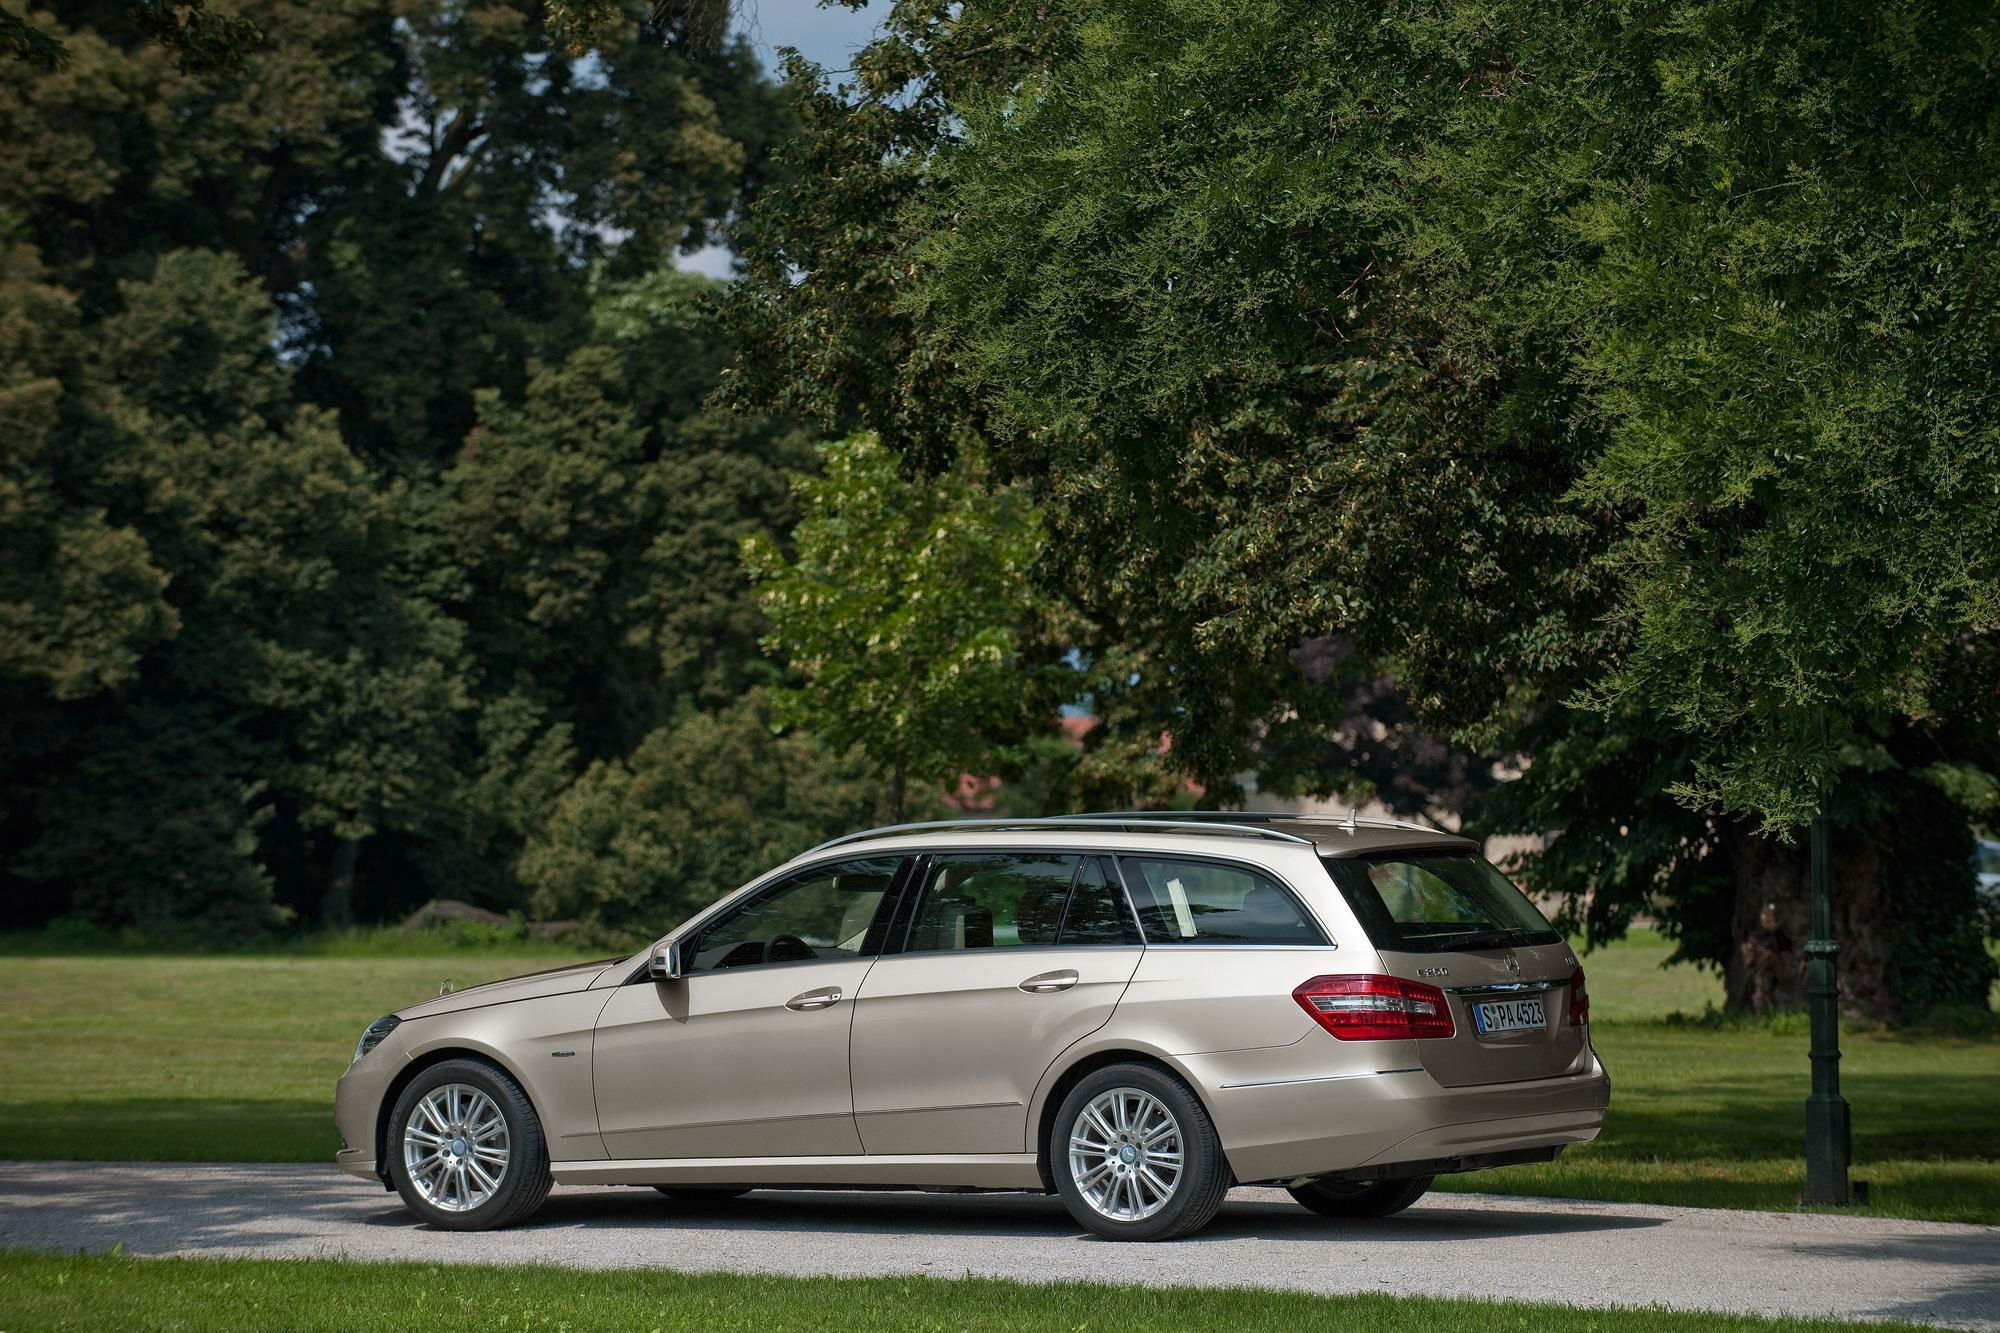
(551, 1153, 1045, 1190)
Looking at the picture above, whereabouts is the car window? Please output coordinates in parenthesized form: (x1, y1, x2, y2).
(905, 853, 1081, 951)
(1058, 857, 1141, 945)
(1322, 853, 1560, 954)
(690, 857, 902, 972)
(1118, 856, 1324, 945)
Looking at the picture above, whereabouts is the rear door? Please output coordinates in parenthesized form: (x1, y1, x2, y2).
(848, 853, 1145, 1154)
(1322, 851, 1587, 1087)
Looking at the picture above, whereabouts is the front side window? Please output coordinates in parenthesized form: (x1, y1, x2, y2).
(1322, 853, 1560, 954)
(905, 853, 1081, 951)
(1118, 857, 1324, 945)
(690, 857, 903, 972)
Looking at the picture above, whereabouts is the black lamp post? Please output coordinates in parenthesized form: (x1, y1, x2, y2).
(1802, 715, 1852, 1205)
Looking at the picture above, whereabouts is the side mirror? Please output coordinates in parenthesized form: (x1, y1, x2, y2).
(648, 941, 683, 982)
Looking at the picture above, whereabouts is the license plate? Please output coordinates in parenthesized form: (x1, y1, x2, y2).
(1473, 996, 1546, 1034)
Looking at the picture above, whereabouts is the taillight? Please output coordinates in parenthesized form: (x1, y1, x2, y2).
(1293, 974, 1455, 1041)
(1567, 966, 1590, 1027)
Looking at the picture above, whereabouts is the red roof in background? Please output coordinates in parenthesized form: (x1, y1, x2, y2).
(943, 716, 1191, 812)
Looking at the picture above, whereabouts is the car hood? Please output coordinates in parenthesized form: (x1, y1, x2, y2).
(394, 957, 622, 1020)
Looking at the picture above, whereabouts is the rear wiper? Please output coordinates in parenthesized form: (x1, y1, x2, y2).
(1405, 926, 1518, 950)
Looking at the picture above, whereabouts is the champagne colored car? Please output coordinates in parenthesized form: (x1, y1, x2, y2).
(335, 813, 1609, 1240)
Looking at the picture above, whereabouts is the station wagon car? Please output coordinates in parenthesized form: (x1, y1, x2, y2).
(335, 813, 1610, 1240)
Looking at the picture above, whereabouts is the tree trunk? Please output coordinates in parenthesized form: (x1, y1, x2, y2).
(1725, 826, 1896, 1022)
(890, 758, 907, 825)
(1724, 775, 1989, 1024)
(319, 835, 361, 929)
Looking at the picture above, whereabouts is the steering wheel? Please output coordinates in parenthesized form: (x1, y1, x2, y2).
(762, 933, 816, 965)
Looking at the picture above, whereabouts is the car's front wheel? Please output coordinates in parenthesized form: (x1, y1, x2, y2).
(1287, 1174, 1433, 1219)
(388, 1058, 553, 1231)
(1050, 1062, 1230, 1241)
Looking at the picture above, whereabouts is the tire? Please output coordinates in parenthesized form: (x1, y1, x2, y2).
(1287, 1174, 1433, 1219)
(387, 1058, 554, 1231)
(1049, 1062, 1231, 1241)
(653, 1186, 751, 1202)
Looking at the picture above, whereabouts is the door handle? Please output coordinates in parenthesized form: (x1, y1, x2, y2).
(785, 986, 842, 1011)
(1019, 969, 1080, 994)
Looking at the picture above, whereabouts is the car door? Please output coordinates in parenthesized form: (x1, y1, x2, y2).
(591, 856, 907, 1160)
(849, 853, 1145, 1155)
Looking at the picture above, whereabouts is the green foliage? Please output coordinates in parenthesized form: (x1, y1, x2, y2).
(0, 247, 467, 940)
(0, 245, 176, 698)
(518, 693, 887, 931)
(1388, 0, 2000, 829)
(730, 0, 1997, 1016)
(0, 2, 825, 941)
(743, 435, 1047, 817)
(1, 1, 260, 74)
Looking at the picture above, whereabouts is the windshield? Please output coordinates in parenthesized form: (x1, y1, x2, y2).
(1322, 852, 1560, 954)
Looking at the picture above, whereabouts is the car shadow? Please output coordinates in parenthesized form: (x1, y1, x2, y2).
(469, 1185, 1667, 1245)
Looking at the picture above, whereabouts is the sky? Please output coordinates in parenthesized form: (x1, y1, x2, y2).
(738, 0, 884, 79)
(678, 1, 885, 278)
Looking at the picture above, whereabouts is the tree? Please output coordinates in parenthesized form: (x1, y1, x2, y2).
(908, 0, 1999, 1017)
(743, 434, 1049, 820)
(420, 267, 818, 908)
(3, 1, 260, 74)
(1, 248, 466, 939)
(0, 2, 816, 937)
(734, 0, 1997, 1018)
(518, 692, 886, 932)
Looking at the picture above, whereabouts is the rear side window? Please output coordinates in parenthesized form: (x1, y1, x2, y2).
(1058, 857, 1141, 945)
(1323, 853, 1560, 954)
(906, 853, 1081, 951)
(1117, 857, 1324, 945)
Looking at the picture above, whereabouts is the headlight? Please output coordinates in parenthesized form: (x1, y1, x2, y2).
(353, 1014, 401, 1064)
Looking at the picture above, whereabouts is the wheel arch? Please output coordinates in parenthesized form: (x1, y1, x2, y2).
(1027, 1043, 1220, 1193)
(373, 1045, 541, 1183)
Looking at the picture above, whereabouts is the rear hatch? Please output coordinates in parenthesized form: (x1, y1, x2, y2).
(1321, 851, 1586, 1088)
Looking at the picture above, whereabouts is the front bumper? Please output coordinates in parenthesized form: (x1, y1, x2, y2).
(333, 1037, 409, 1182)
(1190, 1042, 1611, 1184)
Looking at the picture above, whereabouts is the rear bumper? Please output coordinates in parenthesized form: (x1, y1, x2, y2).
(1189, 1042, 1610, 1184)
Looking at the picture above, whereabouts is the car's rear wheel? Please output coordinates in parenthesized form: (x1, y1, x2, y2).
(1050, 1062, 1230, 1241)
(388, 1058, 552, 1231)
(1287, 1174, 1433, 1219)
(653, 1186, 751, 1202)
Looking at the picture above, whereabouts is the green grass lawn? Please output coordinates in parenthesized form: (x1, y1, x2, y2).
(0, 930, 1993, 1223)
(0, 951, 589, 1162)
(1433, 930, 2000, 1222)
(0, 1252, 1927, 1333)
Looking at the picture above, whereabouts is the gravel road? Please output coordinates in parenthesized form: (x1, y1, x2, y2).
(0, 1162, 1994, 1328)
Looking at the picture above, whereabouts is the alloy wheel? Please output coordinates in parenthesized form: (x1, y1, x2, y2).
(402, 1082, 511, 1212)
(1067, 1086, 1184, 1222)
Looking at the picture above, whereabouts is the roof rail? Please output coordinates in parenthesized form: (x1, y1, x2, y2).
(1076, 808, 1446, 836)
(801, 816, 1316, 858)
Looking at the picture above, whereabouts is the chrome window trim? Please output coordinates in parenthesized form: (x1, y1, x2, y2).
(1109, 850, 1333, 949)
(881, 943, 1148, 963)
(631, 839, 1343, 983)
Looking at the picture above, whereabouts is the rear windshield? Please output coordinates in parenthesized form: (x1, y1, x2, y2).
(1322, 853, 1559, 954)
